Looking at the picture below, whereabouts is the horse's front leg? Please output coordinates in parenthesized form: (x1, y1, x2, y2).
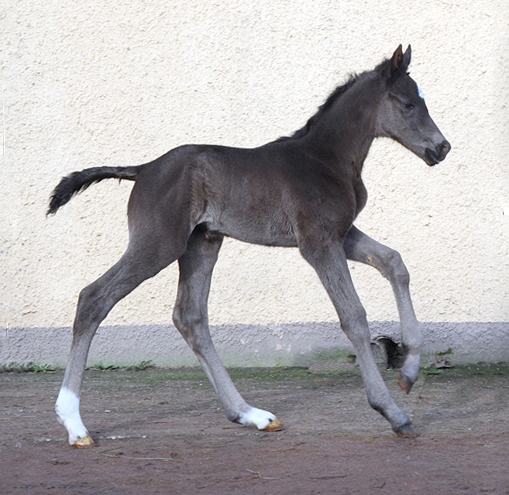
(173, 228, 284, 432)
(299, 237, 415, 436)
(343, 226, 422, 393)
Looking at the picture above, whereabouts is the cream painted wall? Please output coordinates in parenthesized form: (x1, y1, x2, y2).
(1, 0, 508, 333)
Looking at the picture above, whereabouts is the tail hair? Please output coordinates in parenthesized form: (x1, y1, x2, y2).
(47, 165, 144, 215)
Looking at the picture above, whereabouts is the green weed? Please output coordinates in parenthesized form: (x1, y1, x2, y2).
(0, 362, 56, 373)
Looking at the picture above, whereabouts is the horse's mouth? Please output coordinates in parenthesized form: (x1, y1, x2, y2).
(424, 141, 451, 166)
(424, 151, 439, 166)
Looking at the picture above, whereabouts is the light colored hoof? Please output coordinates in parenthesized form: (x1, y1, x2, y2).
(263, 418, 285, 432)
(73, 435, 95, 449)
(398, 373, 413, 394)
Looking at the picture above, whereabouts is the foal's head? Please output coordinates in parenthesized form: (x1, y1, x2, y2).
(376, 45, 451, 166)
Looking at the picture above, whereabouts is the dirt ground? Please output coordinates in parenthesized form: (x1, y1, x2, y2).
(1, 364, 508, 494)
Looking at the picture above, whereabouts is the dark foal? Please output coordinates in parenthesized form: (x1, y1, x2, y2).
(49, 45, 450, 447)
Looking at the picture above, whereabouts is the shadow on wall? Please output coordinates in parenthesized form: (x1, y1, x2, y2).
(1, 322, 508, 368)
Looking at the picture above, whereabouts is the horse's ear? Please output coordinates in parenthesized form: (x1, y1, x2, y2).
(401, 45, 411, 71)
(390, 44, 411, 75)
(390, 45, 404, 73)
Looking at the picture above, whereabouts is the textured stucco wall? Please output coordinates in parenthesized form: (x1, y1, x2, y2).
(1, 1, 508, 364)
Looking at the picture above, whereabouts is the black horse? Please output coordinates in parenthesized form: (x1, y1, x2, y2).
(49, 45, 450, 447)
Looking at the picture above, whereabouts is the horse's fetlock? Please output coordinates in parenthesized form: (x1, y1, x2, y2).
(368, 399, 386, 417)
(228, 412, 242, 424)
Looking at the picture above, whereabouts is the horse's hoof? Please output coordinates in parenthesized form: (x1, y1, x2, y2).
(395, 423, 418, 438)
(72, 435, 95, 449)
(263, 418, 285, 432)
(398, 373, 414, 394)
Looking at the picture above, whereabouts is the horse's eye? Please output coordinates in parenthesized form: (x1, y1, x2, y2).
(405, 103, 415, 111)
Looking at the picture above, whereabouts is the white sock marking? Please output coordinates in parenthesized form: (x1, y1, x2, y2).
(238, 407, 276, 430)
(55, 387, 89, 444)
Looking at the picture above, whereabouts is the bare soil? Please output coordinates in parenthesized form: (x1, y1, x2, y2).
(1, 365, 508, 494)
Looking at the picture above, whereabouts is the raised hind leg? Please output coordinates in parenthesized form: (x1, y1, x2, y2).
(56, 244, 181, 447)
(343, 226, 422, 393)
(172, 227, 283, 431)
(299, 236, 414, 436)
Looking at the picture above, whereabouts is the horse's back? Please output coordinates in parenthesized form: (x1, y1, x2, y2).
(127, 141, 360, 246)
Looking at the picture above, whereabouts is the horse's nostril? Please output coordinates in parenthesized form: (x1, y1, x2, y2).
(438, 141, 451, 157)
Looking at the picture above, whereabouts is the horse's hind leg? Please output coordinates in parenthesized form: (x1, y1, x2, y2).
(173, 227, 283, 431)
(343, 226, 422, 393)
(56, 244, 180, 447)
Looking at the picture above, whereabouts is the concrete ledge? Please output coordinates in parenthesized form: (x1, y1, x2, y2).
(1, 322, 508, 367)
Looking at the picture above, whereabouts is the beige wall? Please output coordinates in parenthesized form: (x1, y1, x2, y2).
(1, 1, 508, 338)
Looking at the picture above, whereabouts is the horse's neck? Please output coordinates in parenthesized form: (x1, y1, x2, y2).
(303, 93, 379, 176)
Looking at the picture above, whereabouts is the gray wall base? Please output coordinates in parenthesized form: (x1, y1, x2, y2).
(1, 322, 508, 367)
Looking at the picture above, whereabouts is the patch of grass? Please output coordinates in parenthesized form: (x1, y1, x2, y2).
(421, 365, 443, 376)
(420, 362, 509, 378)
(436, 348, 453, 358)
(0, 362, 57, 373)
(32, 363, 57, 373)
(87, 360, 156, 372)
(124, 360, 156, 371)
(4, 360, 507, 380)
(87, 362, 120, 371)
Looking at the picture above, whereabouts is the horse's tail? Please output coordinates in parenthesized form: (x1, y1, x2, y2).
(47, 165, 145, 215)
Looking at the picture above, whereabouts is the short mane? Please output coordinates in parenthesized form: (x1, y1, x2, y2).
(276, 56, 392, 142)
(275, 75, 358, 142)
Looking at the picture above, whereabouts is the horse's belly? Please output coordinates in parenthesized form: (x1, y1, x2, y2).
(207, 215, 298, 248)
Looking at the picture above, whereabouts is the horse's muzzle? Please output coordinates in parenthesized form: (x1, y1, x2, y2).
(425, 140, 451, 166)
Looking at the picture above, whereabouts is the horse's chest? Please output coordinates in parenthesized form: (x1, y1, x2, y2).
(353, 179, 368, 216)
